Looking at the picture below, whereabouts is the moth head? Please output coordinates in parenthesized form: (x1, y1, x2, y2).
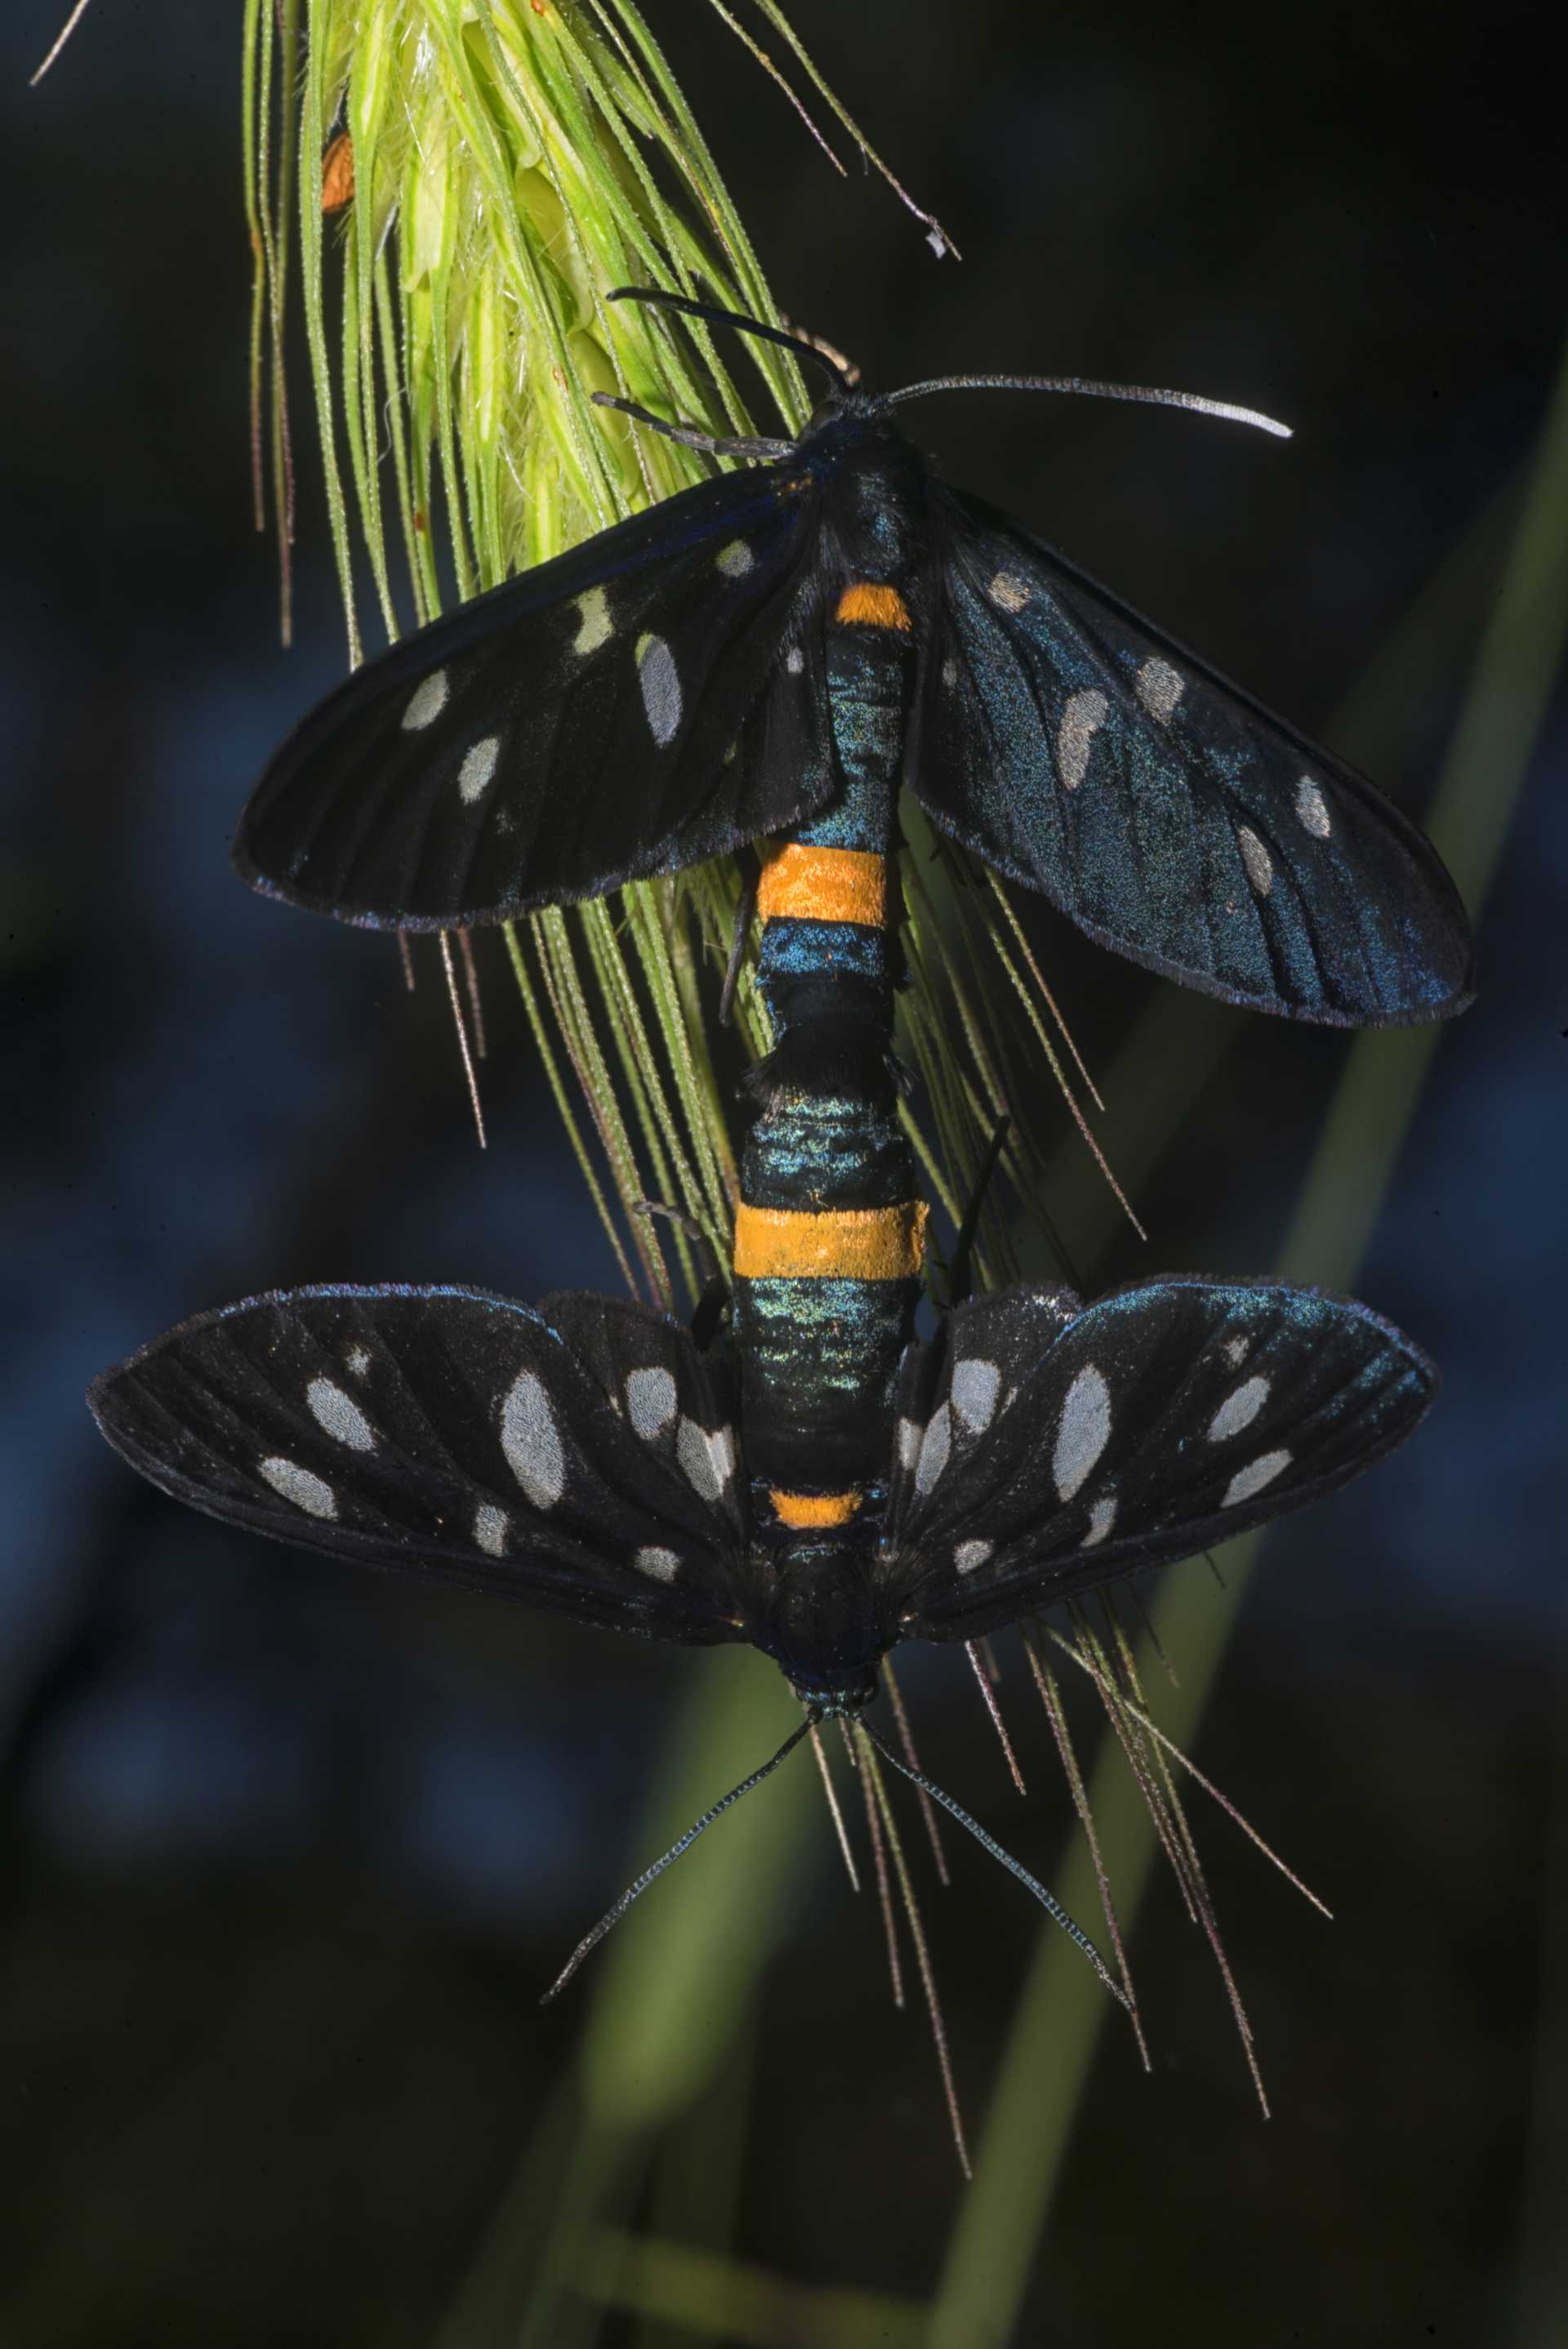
(749, 1532, 887, 1714)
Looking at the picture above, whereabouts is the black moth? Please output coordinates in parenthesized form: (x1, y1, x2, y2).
(90, 1268, 1437, 1997)
(234, 290, 1474, 1027)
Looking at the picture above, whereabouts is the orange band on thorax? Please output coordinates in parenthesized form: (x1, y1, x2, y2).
(757, 841, 888, 928)
(835, 582, 911, 631)
(768, 1488, 864, 1530)
(733, 1199, 928, 1282)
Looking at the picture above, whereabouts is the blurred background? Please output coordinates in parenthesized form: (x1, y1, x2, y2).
(2, 1, 1563, 2342)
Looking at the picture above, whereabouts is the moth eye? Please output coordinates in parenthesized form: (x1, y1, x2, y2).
(458, 735, 501, 804)
(1223, 1449, 1292, 1506)
(1207, 1375, 1270, 1442)
(401, 669, 450, 731)
(1296, 775, 1333, 837)
(635, 1545, 680, 1583)
(1236, 826, 1275, 898)
(1134, 656, 1184, 722)
(305, 1376, 376, 1451)
(572, 586, 612, 655)
(636, 633, 683, 746)
(954, 1538, 993, 1574)
(1056, 689, 1108, 791)
(500, 1370, 566, 1509)
(258, 1455, 337, 1519)
(1081, 1496, 1118, 1546)
(1053, 1364, 1111, 1500)
(473, 1503, 509, 1557)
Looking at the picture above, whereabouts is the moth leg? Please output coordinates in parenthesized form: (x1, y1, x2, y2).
(689, 1276, 731, 1353)
(944, 1115, 1011, 1309)
(590, 393, 793, 463)
(719, 866, 759, 1028)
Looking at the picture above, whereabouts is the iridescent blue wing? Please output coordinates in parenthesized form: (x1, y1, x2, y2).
(881, 1276, 1437, 1643)
(234, 465, 834, 929)
(89, 1284, 750, 1646)
(906, 486, 1474, 1026)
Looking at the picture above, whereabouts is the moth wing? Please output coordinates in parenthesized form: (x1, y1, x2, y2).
(89, 1283, 751, 1645)
(880, 1277, 1437, 1644)
(906, 486, 1474, 1026)
(234, 466, 834, 929)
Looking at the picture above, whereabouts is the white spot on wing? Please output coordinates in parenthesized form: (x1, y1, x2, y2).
(951, 1357, 1000, 1433)
(715, 539, 755, 577)
(1237, 826, 1274, 897)
(305, 1377, 376, 1451)
(1057, 688, 1109, 791)
(626, 1366, 677, 1441)
(259, 1455, 337, 1518)
(955, 1539, 993, 1574)
(401, 669, 449, 730)
(1053, 1364, 1111, 1500)
(1296, 775, 1332, 837)
(345, 1347, 371, 1378)
(677, 1419, 733, 1500)
(637, 634, 682, 746)
(915, 1401, 951, 1495)
(1223, 1448, 1291, 1506)
(458, 735, 501, 804)
(635, 1545, 680, 1583)
(1083, 1496, 1117, 1546)
(573, 586, 612, 656)
(941, 656, 958, 689)
(1209, 1375, 1270, 1442)
(785, 646, 805, 676)
(500, 1370, 565, 1507)
(897, 1417, 922, 1470)
(473, 1503, 508, 1557)
(1134, 657, 1184, 722)
(988, 571, 1031, 613)
(1223, 1335, 1250, 1367)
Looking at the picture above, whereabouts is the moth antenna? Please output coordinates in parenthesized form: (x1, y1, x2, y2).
(30, 0, 95, 86)
(858, 1723, 1129, 2010)
(590, 392, 795, 463)
(882, 1655, 949, 1885)
(1021, 1628, 1148, 2068)
(857, 1728, 969, 2175)
(884, 372, 1293, 439)
(606, 285, 854, 387)
(456, 927, 487, 1060)
(964, 1639, 1027, 1795)
(808, 1719, 861, 1894)
(439, 929, 487, 1150)
(396, 930, 417, 993)
(540, 1716, 816, 2003)
(858, 1741, 906, 2008)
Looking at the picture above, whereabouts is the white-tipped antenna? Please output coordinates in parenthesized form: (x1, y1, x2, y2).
(884, 372, 1293, 440)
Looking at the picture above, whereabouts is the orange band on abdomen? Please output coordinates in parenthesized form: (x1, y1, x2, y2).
(733, 1199, 928, 1281)
(835, 582, 911, 631)
(768, 1488, 864, 1530)
(756, 842, 888, 928)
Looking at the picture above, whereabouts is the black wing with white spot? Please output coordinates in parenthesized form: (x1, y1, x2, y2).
(234, 466, 834, 929)
(880, 1277, 1437, 1643)
(906, 485, 1474, 1026)
(88, 1283, 751, 1646)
